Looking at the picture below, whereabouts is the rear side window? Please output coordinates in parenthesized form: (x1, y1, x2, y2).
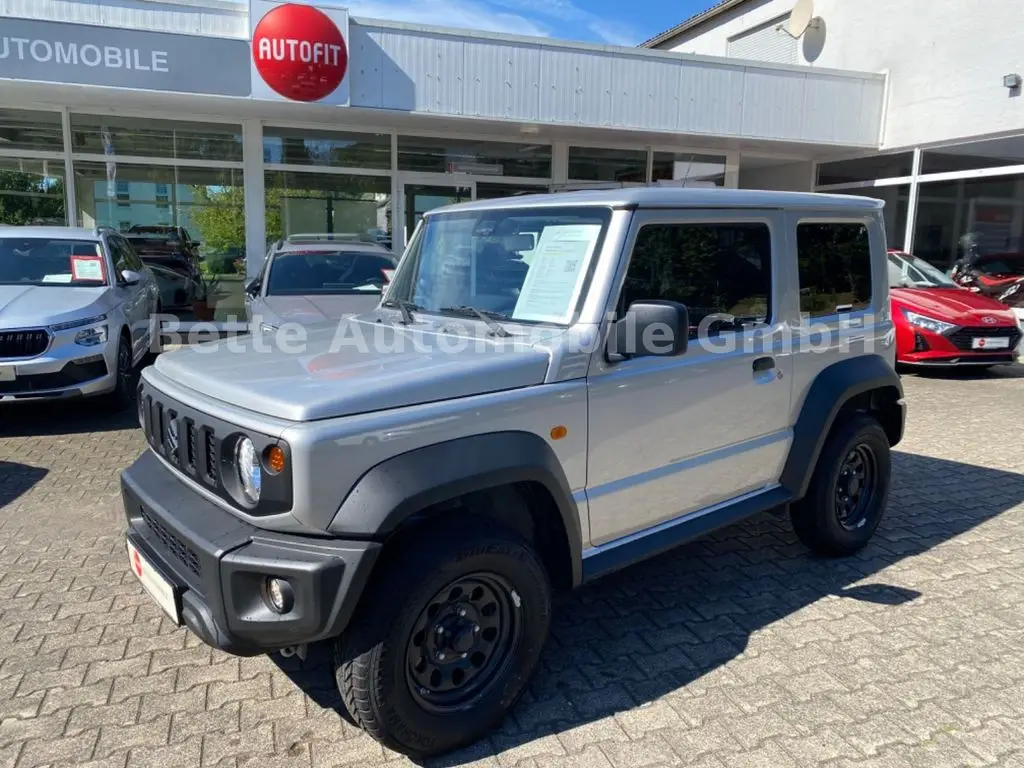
(797, 222, 872, 318)
(621, 222, 772, 335)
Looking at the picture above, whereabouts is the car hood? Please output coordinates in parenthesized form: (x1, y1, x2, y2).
(261, 295, 384, 325)
(152, 317, 553, 421)
(0, 284, 110, 328)
(891, 287, 1020, 326)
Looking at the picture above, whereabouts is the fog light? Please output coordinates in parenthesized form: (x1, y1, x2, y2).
(265, 577, 294, 614)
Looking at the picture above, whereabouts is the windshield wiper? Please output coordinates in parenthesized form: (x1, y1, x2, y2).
(439, 306, 513, 338)
(380, 297, 419, 325)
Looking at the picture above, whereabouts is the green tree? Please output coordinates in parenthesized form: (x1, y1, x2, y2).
(0, 171, 66, 225)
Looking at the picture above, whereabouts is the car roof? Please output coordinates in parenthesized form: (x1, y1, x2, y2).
(273, 242, 393, 256)
(427, 187, 886, 216)
(0, 225, 103, 241)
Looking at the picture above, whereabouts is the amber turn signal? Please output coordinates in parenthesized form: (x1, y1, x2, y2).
(550, 425, 568, 440)
(265, 445, 287, 473)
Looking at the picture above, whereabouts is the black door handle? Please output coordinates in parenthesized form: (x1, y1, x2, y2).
(752, 356, 775, 373)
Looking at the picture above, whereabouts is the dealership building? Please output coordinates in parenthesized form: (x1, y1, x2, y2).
(0, 0, 1020, 286)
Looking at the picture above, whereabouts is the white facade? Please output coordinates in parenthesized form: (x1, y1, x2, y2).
(649, 0, 1024, 151)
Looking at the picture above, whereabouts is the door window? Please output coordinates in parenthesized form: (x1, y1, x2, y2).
(797, 222, 871, 317)
(620, 222, 773, 337)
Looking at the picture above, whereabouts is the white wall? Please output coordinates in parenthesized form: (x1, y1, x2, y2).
(661, 0, 1024, 151)
(738, 160, 813, 191)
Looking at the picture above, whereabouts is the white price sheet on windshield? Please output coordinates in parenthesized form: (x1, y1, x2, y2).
(512, 224, 601, 324)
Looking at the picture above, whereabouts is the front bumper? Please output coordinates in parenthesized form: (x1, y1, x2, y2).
(122, 450, 380, 655)
(0, 332, 117, 401)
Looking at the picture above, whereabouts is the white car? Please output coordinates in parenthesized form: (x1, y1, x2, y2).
(0, 226, 159, 406)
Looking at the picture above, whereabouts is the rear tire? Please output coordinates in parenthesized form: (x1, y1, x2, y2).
(334, 517, 551, 757)
(790, 414, 891, 556)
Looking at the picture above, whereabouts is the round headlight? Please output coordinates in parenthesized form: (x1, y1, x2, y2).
(235, 436, 261, 504)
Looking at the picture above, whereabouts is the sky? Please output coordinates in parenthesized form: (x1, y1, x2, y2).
(338, 0, 715, 47)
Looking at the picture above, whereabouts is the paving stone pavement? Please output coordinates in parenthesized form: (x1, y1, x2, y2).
(1, 365, 1023, 767)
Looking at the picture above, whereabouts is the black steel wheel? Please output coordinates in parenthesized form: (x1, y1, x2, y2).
(406, 573, 521, 713)
(835, 444, 878, 531)
(791, 414, 892, 556)
(334, 516, 551, 757)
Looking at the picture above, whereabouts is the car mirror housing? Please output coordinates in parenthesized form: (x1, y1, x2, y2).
(608, 300, 689, 361)
(121, 269, 142, 286)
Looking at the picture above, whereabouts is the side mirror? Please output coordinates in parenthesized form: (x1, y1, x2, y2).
(121, 269, 142, 286)
(608, 300, 688, 361)
(245, 279, 261, 298)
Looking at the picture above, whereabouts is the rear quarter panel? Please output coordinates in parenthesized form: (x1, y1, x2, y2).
(787, 209, 896, 427)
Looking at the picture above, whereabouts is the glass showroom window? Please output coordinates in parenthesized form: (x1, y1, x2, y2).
(568, 146, 647, 183)
(264, 127, 391, 170)
(816, 152, 914, 186)
(70, 115, 243, 162)
(75, 161, 245, 260)
(398, 136, 552, 179)
(265, 171, 392, 247)
(921, 134, 1024, 175)
(0, 109, 67, 226)
(0, 108, 64, 153)
(914, 174, 1024, 269)
(652, 152, 727, 186)
(0, 158, 66, 226)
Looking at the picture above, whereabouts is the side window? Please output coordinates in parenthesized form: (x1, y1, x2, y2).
(797, 222, 871, 317)
(118, 238, 145, 272)
(108, 237, 129, 277)
(621, 222, 772, 336)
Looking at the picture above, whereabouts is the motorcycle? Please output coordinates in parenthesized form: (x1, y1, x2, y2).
(950, 250, 1024, 311)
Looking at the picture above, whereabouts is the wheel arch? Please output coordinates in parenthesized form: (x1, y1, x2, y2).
(328, 431, 583, 590)
(781, 355, 905, 501)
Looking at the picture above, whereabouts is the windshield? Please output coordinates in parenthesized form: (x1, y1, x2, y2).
(888, 252, 957, 288)
(0, 237, 108, 287)
(266, 250, 397, 296)
(387, 206, 611, 325)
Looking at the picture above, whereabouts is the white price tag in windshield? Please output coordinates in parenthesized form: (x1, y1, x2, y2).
(512, 224, 601, 324)
(70, 256, 105, 282)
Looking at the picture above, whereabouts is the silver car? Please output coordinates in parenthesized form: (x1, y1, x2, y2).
(0, 226, 159, 405)
(245, 235, 397, 333)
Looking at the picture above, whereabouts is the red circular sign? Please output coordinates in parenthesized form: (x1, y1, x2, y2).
(252, 4, 348, 102)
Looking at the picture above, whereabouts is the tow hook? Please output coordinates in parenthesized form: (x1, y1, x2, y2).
(279, 644, 308, 661)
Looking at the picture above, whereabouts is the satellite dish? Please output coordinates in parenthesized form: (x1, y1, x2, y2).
(786, 0, 814, 37)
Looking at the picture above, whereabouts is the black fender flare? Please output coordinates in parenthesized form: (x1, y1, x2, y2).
(781, 355, 905, 500)
(328, 431, 583, 586)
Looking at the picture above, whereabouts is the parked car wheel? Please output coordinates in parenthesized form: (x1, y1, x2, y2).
(103, 333, 135, 412)
(334, 517, 551, 757)
(790, 414, 891, 556)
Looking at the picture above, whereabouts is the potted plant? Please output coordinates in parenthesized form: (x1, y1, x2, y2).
(191, 263, 220, 322)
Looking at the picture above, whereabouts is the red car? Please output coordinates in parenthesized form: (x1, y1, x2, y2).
(888, 250, 1022, 367)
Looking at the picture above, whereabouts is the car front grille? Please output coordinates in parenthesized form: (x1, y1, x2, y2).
(142, 393, 220, 488)
(140, 508, 202, 577)
(947, 326, 1023, 352)
(0, 329, 50, 359)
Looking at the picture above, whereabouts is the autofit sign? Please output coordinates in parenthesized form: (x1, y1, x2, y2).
(0, 17, 250, 96)
(249, 1, 350, 105)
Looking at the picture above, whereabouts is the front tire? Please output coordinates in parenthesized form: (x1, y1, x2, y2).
(103, 334, 135, 412)
(790, 414, 891, 556)
(335, 517, 551, 757)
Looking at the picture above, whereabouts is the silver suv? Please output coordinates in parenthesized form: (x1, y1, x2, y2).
(122, 188, 905, 757)
(0, 226, 159, 405)
(245, 234, 397, 332)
